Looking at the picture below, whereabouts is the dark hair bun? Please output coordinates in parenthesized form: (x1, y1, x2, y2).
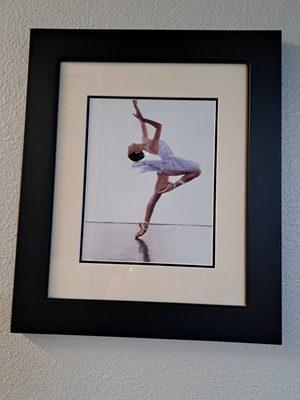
(128, 151, 145, 162)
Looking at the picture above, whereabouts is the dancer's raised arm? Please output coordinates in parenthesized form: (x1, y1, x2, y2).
(132, 100, 148, 143)
(133, 112, 162, 147)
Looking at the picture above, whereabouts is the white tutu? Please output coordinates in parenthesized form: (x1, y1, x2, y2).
(132, 140, 201, 174)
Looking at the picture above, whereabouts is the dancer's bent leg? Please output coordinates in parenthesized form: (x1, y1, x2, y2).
(174, 168, 201, 188)
(158, 169, 201, 194)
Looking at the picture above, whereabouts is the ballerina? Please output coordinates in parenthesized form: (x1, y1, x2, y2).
(128, 100, 201, 238)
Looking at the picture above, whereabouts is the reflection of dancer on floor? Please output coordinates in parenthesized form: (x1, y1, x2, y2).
(128, 100, 201, 238)
(136, 238, 151, 262)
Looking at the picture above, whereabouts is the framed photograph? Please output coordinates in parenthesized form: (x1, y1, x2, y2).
(11, 29, 281, 344)
(81, 95, 217, 267)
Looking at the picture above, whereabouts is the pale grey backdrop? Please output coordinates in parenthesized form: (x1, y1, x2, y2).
(85, 98, 216, 224)
(1, 1, 299, 399)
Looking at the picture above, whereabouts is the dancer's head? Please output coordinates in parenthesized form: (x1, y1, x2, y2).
(128, 143, 145, 162)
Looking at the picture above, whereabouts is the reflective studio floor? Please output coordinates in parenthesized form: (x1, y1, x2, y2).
(81, 222, 213, 267)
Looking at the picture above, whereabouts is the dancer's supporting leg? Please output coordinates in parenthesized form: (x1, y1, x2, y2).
(135, 174, 169, 238)
(158, 169, 201, 194)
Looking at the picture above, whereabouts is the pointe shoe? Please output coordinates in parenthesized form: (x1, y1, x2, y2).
(135, 221, 149, 238)
(157, 182, 176, 194)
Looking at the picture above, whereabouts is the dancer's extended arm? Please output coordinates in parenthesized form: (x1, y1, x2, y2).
(133, 114, 162, 141)
(140, 117, 162, 146)
(133, 100, 148, 142)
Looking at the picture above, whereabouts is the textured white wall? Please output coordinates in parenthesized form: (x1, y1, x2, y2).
(1, 1, 299, 399)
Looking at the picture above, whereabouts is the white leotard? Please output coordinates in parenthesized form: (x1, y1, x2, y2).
(132, 140, 201, 174)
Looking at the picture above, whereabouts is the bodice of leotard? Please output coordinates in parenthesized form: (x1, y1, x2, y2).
(144, 140, 174, 159)
(157, 140, 174, 159)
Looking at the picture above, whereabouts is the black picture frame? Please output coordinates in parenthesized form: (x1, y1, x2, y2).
(11, 29, 282, 344)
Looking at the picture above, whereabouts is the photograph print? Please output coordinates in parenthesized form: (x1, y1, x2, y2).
(80, 96, 217, 267)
